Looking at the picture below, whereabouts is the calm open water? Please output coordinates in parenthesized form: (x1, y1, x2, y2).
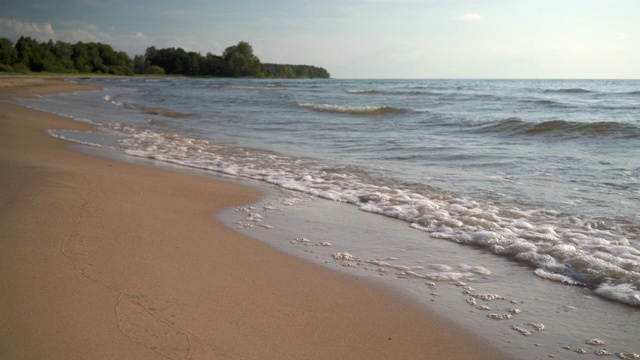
(8, 78, 640, 358)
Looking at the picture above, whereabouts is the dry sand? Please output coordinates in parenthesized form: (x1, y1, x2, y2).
(0, 76, 516, 359)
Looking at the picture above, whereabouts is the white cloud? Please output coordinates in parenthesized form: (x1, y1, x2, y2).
(453, 13, 483, 22)
(0, 18, 56, 41)
(66, 23, 114, 43)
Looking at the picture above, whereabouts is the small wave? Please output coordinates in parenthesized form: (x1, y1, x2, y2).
(103, 90, 190, 119)
(477, 118, 640, 139)
(231, 85, 283, 92)
(104, 95, 123, 106)
(297, 102, 409, 116)
(522, 98, 568, 108)
(117, 101, 191, 118)
(346, 89, 428, 96)
(148, 118, 165, 126)
(46, 129, 117, 150)
(544, 88, 592, 94)
(135, 105, 192, 118)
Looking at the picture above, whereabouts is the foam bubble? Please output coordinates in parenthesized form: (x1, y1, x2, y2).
(586, 338, 606, 346)
(291, 237, 310, 244)
(469, 293, 507, 301)
(487, 313, 512, 320)
(512, 325, 533, 336)
(615, 353, 640, 359)
(332, 252, 357, 261)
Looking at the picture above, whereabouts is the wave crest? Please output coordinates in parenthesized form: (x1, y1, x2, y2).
(297, 102, 409, 116)
(476, 117, 640, 139)
(544, 88, 591, 94)
(346, 89, 428, 95)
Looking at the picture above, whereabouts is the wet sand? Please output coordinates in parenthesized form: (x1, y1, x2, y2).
(0, 76, 516, 359)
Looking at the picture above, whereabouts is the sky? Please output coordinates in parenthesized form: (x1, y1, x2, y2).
(1, 0, 638, 78)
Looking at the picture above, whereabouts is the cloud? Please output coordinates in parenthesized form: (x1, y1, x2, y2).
(0, 18, 56, 40)
(453, 13, 483, 22)
(0, 17, 150, 56)
(66, 24, 114, 44)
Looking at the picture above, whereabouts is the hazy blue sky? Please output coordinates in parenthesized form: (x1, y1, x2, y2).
(1, 0, 638, 78)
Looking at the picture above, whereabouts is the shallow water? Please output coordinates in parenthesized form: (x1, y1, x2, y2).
(220, 189, 640, 359)
(5, 77, 639, 358)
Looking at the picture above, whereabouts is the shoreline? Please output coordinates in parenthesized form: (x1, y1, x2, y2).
(0, 77, 516, 359)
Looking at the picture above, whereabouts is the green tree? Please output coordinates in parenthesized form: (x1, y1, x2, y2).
(72, 42, 93, 73)
(222, 41, 260, 77)
(0, 38, 16, 66)
(133, 54, 149, 74)
(51, 40, 75, 72)
(186, 51, 201, 75)
(14, 36, 41, 70)
(202, 53, 224, 76)
(41, 43, 60, 72)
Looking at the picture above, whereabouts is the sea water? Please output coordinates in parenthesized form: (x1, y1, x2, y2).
(6, 78, 639, 359)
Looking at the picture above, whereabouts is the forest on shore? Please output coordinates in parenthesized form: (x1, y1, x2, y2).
(0, 36, 330, 78)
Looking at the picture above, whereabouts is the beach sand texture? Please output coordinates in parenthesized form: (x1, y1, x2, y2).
(0, 77, 515, 359)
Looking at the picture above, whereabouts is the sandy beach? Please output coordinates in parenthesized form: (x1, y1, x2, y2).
(0, 77, 516, 360)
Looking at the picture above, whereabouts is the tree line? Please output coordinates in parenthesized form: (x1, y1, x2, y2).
(0, 36, 330, 78)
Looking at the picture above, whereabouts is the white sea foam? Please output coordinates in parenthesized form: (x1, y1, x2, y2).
(512, 325, 533, 336)
(332, 252, 357, 261)
(534, 269, 584, 285)
(487, 313, 512, 320)
(104, 94, 123, 106)
(586, 338, 607, 346)
(297, 102, 406, 115)
(111, 126, 640, 305)
(594, 283, 640, 306)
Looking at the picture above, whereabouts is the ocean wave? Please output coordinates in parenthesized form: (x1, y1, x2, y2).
(230, 85, 284, 92)
(476, 118, 640, 139)
(297, 102, 409, 116)
(544, 88, 592, 94)
(346, 89, 429, 95)
(522, 98, 569, 108)
(104, 94, 191, 118)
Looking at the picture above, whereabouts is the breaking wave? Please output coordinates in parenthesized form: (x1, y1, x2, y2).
(297, 102, 409, 116)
